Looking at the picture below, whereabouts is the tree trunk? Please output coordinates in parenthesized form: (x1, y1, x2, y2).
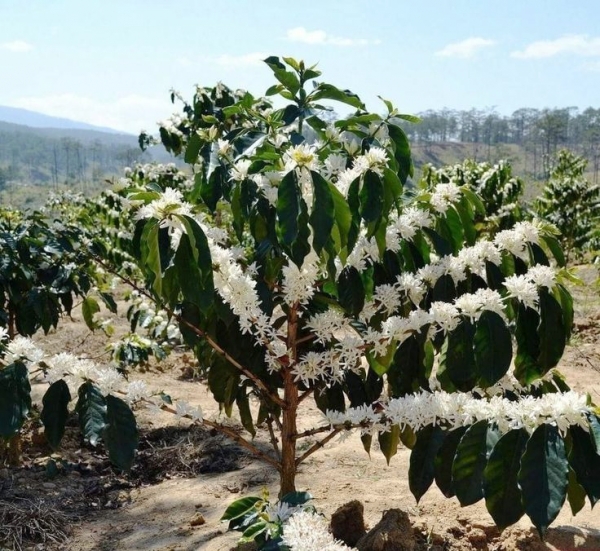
(279, 304, 300, 497)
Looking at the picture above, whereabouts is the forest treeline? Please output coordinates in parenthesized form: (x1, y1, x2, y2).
(399, 106, 600, 183)
(0, 121, 153, 192)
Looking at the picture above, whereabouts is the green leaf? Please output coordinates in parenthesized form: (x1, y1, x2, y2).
(379, 424, 400, 465)
(81, 296, 100, 330)
(236, 391, 256, 437)
(409, 425, 446, 503)
(359, 170, 384, 224)
(263, 56, 300, 95)
(75, 382, 106, 446)
(310, 83, 365, 109)
(568, 425, 600, 507)
(537, 288, 566, 372)
(518, 424, 568, 538)
(567, 467, 587, 516)
(329, 182, 352, 252)
(280, 491, 312, 506)
(201, 166, 224, 211)
(514, 305, 542, 385)
(439, 320, 477, 391)
(41, 380, 71, 450)
(184, 132, 202, 164)
(240, 521, 268, 542)
(541, 234, 566, 267)
(103, 394, 139, 472)
(452, 421, 500, 506)
(309, 171, 335, 254)
(387, 123, 413, 184)
(337, 266, 365, 316)
(277, 171, 301, 247)
(588, 414, 600, 454)
(0, 362, 31, 438)
(434, 427, 467, 498)
(175, 215, 215, 312)
(474, 311, 512, 388)
(483, 428, 528, 530)
(221, 496, 263, 521)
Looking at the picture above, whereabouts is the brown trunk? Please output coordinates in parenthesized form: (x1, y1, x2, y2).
(279, 304, 300, 497)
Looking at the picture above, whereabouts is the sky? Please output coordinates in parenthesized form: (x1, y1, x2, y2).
(1, 0, 599, 134)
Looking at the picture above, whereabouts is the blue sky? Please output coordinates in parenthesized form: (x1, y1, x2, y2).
(1, 0, 599, 133)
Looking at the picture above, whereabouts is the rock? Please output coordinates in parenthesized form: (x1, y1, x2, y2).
(42, 482, 57, 489)
(190, 512, 206, 527)
(330, 500, 367, 547)
(0, 468, 10, 480)
(356, 509, 415, 551)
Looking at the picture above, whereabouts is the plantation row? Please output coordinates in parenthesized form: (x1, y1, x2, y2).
(1, 56, 600, 550)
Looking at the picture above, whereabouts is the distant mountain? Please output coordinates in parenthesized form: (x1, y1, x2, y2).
(0, 105, 129, 135)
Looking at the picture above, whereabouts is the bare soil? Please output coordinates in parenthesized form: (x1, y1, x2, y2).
(2, 266, 599, 551)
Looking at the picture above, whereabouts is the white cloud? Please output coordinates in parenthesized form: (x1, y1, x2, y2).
(435, 37, 496, 58)
(582, 60, 600, 72)
(212, 52, 267, 68)
(11, 93, 171, 134)
(1, 40, 33, 53)
(285, 27, 381, 47)
(511, 34, 600, 59)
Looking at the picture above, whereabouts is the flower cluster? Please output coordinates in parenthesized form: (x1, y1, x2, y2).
(282, 511, 353, 551)
(324, 389, 591, 437)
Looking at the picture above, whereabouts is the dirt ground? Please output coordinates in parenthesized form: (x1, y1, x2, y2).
(2, 266, 600, 551)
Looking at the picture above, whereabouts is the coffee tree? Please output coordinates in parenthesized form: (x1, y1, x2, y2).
(535, 149, 600, 261)
(117, 56, 600, 539)
(421, 159, 524, 232)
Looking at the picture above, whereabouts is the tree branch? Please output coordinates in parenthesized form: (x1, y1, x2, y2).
(295, 428, 342, 466)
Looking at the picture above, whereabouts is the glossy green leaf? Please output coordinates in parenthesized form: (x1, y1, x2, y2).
(309, 171, 335, 254)
(452, 421, 500, 506)
(474, 311, 512, 388)
(359, 170, 384, 224)
(0, 362, 31, 438)
(567, 467, 587, 516)
(75, 382, 106, 446)
(439, 320, 477, 391)
(280, 491, 312, 506)
(41, 380, 71, 450)
(434, 427, 467, 498)
(184, 132, 202, 164)
(337, 266, 365, 316)
(236, 391, 256, 437)
(537, 288, 565, 372)
(483, 428, 528, 530)
(221, 496, 263, 521)
(518, 424, 568, 538)
(409, 425, 446, 503)
(310, 83, 364, 109)
(387, 123, 413, 184)
(103, 394, 139, 472)
(81, 296, 100, 331)
(277, 171, 301, 247)
(588, 413, 600, 454)
(514, 305, 542, 385)
(378, 424, 400, 465)
(568, 425, 600, 507)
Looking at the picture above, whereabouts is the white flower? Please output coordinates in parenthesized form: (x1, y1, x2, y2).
(5, 337, 44, 366)
(527, 265, 556, 288)
(231, 159, 252, 181)
(429, 302, 460, 333)
(266, 501, 297, 523)
(504, 274, 539, 309)
(284, 144, 320, 172)
(353, 147, 388, 176)
(340, 132, 361, 156)
(126, 380, 151, 403)
(95, 367, 125, 395)
(430, 183, 461, 214)
(323, 153, 347, 179)
(282, 511, 353, 551)
(216, 139, 231, 157)
(325, 124, 341, 142)
(281, 252, 320, 305)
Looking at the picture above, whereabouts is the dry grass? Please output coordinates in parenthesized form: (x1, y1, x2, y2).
(0, 497, 74, 551)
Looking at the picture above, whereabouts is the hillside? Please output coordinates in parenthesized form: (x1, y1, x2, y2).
(0, 105, 126, 134)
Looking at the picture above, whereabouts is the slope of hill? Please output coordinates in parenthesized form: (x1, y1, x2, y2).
(0, 105, 127, 134)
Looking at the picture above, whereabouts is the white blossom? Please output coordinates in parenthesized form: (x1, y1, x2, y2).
(282, 511, 353, 551)
(504, 274, 539, 309)
(430, 183, 461, 214)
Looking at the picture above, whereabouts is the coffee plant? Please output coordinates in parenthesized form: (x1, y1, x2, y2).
(535, 149, 600, 261)
(1, 57, 599, 545)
